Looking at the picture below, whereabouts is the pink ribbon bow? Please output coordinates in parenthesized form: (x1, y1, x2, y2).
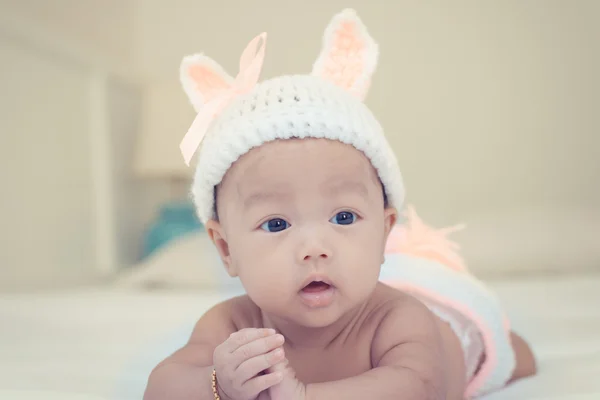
(180, 32, 267, 165)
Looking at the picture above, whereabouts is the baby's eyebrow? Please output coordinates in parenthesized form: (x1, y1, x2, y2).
(322, 178, 369, 199)
(243, 191, 292, 210)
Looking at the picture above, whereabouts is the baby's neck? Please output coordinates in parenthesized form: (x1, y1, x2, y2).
(260, 302, 368, 349)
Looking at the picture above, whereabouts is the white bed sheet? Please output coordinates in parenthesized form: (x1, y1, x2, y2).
(1, 273, 599, 399)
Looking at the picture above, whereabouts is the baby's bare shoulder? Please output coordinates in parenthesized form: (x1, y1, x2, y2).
(366, 283, 443, 362)
(364, 283, 465, 399)
(188, 294, 262, 345)
(366, 282, 433, 321)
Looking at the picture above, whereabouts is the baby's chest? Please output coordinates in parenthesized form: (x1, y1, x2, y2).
(285, 341, 373, 384)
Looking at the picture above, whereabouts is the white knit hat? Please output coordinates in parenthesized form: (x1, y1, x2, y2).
(179, 9, 405, 223)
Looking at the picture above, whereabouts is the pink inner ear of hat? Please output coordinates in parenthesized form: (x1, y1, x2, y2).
(319, 21, 366, 92)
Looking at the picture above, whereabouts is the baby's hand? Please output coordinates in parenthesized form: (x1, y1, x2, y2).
(266, 358, 307, 400)
(213, 328, 286, 400)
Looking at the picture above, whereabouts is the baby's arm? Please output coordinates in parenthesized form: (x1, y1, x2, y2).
(305, 297, 461, 400)
(143, 301, 235, 399)
(143, 300, 285, 400)
(508, 331, 537, 382)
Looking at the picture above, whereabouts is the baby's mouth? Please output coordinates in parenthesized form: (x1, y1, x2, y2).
(301, 281, 332, 293)
(298, 278, 335, 308)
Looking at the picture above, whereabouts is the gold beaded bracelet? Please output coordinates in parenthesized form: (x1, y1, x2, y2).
(211, 368, 221, 400)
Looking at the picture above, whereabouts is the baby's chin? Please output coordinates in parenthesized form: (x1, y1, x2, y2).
(265, 303, 348, 329)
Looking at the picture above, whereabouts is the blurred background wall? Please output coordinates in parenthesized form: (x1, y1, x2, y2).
(0, 0, 598, 291)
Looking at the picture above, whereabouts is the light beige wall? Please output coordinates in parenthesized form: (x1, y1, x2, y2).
(0, 32, 96, 289)
(0, 0, 137, 69)
(0, 0, 147, 290)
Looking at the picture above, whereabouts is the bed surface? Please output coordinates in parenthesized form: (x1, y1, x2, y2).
(1, 273, 599, 399)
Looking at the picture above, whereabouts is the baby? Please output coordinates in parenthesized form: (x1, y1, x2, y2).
(144, 9, 536, 400)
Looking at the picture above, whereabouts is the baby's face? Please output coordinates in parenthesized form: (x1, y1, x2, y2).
(207, 138, 397, 328)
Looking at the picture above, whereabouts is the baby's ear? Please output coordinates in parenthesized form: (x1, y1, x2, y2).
(311, 9, 379, 101)
(180, 54, 235, 112)
(205, 220, 237, 277)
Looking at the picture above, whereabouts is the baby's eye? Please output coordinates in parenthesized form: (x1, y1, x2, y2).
(260, 218, 290, 233)
(330, 211, 357, 225)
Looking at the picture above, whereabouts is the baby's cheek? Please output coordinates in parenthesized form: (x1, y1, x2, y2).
(243, 272, 293, 312)
(341, 239, 382, 286)
(236, 254, 293, 302)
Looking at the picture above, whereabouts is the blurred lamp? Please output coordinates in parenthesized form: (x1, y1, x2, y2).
(135, 81, 203, 259)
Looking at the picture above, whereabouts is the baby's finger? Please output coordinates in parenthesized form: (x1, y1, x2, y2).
(236, 347, 285, 383)
(226, 328, 276, 353)
(242, 370, 284, 398)
(268, 357, 289, 374)
(232, 333, 285, 365)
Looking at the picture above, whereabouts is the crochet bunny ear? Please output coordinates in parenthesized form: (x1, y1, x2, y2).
(311, 9, 379, 101)
(180, 54, 235, 112)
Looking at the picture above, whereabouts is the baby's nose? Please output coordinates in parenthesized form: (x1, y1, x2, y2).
(303, 250, 329, 261)
(299, 240, 332, 263)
